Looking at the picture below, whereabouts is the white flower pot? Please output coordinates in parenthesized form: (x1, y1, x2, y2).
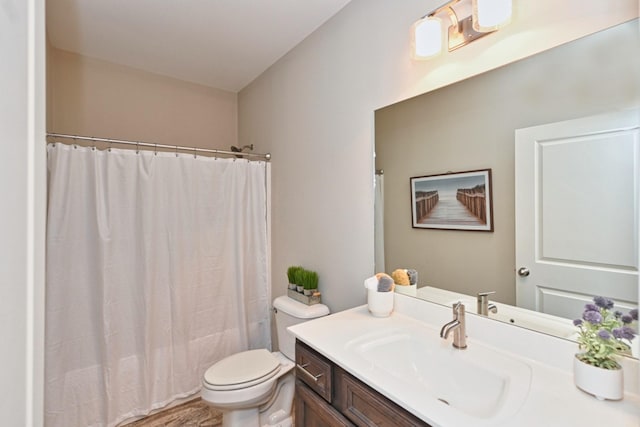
(573, 355, 623, 401)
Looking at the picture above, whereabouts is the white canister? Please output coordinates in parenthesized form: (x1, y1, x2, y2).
(367, 289, 394, 317)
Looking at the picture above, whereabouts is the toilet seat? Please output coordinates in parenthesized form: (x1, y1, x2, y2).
(203, 349, 280, 391)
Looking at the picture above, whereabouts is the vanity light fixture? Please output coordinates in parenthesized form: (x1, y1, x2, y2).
(412, 0, 512, 59)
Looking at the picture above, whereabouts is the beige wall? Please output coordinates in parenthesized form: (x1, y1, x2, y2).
(47, 47, 238, 150)
(239, 0, 638, 313)
(375, 20, 640, 305)
(45, 1, 639, 315)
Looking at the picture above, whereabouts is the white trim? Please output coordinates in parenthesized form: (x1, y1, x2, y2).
(27, 0, 45, 425)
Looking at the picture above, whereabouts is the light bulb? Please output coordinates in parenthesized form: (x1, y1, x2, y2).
(413, 16, 443, 59)
(472, 0, 512, 32)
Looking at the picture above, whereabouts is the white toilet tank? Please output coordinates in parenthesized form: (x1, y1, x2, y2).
(273, 295, 329, 360)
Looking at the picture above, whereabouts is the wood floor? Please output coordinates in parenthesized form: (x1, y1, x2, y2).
(122, 398, 222, 427)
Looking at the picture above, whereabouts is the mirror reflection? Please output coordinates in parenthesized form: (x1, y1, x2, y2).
(374, 19, 639, 355)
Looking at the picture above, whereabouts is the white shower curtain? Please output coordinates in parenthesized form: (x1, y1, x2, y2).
(45, 143, 271, 427)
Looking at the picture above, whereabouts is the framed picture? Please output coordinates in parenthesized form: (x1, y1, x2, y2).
(410, 169, 493, 231)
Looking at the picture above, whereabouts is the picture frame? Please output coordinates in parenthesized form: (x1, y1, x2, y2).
(410, 169, 493, 231)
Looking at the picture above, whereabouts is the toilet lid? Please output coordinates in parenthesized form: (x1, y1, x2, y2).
(204, 349, 280, 390)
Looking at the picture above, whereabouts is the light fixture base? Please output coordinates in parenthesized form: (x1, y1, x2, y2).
(448, 15, 493, 52)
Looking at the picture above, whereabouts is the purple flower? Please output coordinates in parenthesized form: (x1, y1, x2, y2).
(622, 326, 636, 341)
(583, 310, 602, 324)
(575, 296, 638, 366)
(613, 327, 636, 341)
(593, 296, 614, 309)
(584, 303, 599, 312)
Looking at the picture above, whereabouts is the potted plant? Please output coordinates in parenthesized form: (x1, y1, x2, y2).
(287, 266, 301, 291)
(302, 270, 319, 296)
(295, 268, 305, 293)
(573, 296, 637, 400)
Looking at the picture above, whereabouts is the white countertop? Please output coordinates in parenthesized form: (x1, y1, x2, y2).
(288, 296, 640, 427)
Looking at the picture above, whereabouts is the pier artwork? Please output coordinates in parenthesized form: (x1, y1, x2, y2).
(455, 184, 487, 224)
(411, 169, 493, 231)
(414, 190, 439, 221)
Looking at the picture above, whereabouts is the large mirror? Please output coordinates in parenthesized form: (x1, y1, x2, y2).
(374, 19, 639, 354)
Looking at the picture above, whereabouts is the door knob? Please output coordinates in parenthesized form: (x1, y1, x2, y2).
(517, 267, 530, 277)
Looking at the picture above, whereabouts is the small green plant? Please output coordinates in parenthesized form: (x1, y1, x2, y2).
(287, 266, 302, 284)
(287, 266, 319, 293)
(574, 296, 637, 370)
(294, 268, 306, 287)
(302, 270, 319, 291)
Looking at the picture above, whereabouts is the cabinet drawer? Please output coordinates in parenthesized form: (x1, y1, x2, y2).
(296, 340, 333, 403)
(295, 380, 354, 427)
(334, 366, 431, 427)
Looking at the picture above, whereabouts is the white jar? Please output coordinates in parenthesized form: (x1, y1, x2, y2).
(367, 289, 394, 317)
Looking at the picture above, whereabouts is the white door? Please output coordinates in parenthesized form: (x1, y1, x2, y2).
(515, 109, 639, 319)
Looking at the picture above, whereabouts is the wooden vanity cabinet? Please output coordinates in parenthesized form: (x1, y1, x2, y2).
(295, 340, 431, 427)
(295, 379, 354, 427)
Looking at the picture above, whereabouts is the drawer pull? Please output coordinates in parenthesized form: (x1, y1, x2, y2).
(297, 363, 324, 383)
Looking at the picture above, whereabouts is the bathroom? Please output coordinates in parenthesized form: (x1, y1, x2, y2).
(3, 0, 639, 426)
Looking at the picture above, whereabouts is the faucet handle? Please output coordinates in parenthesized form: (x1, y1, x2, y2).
(477, 291, 496, 298)
(452, 301, 465, 316)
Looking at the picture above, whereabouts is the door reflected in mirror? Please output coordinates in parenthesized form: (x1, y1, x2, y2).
(374, 19, 639, 357)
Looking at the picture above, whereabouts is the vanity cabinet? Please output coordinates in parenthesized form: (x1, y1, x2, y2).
(295, 340, 430, 427)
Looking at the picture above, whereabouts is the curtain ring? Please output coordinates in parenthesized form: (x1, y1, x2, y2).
(136, 142, 139, 154)
(108, 139, 112, 152)
(193, 147, 197, 159)
(154, 144, 158, 156)
(175, 145, 179, 157)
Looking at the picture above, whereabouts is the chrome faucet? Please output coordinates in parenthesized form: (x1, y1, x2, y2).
(440, 302, 467, 349)
(477, 291, 498, 316)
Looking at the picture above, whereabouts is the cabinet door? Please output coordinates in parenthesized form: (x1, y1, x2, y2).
(334, 367, 430, 427)
(295, 380, 354, 427)
(296, 340, 333, 402)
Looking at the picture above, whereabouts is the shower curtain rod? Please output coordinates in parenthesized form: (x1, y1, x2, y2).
(46, 132, 271, 161)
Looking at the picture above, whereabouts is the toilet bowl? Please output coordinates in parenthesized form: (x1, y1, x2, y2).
(201, 296, 329, 427)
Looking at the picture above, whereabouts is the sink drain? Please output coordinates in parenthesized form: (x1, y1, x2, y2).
(437, 398, 450, 406)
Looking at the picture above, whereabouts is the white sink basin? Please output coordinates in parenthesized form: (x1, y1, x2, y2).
(346, 326, 532, 424)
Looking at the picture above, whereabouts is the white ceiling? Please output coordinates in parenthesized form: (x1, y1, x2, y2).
(47, 0, 353, 92)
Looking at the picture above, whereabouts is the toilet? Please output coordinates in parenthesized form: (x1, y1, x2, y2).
(201, 295, 329, 427)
